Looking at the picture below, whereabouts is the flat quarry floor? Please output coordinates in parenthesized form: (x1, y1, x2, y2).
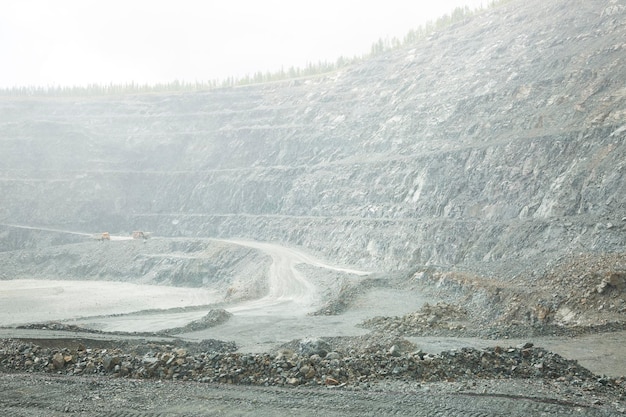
(0, 279, 219, 326)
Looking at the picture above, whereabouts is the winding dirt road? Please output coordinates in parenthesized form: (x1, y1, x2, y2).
(220, 238, 369, 313)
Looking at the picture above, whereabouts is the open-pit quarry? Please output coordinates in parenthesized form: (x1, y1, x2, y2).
(1, 0, 626, 415)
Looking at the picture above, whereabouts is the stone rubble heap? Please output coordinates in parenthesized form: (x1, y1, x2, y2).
(360, 302, 468, 336)
(538, 254, 626, 320)
(17, 322, 104, 334)
(160, 309, 234, 335)
(1, 338, 623, 394)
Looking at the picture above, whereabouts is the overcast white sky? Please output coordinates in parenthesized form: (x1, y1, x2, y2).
(0, 0, 487, 88)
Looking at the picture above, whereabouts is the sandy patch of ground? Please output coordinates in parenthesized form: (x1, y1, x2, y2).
(0, 279, 219, 327)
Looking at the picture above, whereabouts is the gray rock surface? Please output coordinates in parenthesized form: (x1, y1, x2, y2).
(0, 0, 624, 278)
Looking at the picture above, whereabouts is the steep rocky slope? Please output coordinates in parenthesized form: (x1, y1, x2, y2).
(0, 0, 625, 278)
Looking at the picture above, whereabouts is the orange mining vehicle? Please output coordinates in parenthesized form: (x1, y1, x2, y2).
(100, 232, 111, 241)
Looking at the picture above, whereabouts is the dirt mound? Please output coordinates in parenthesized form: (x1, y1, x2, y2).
(1, 338, 623, 393)
(361, 302, 468, 335)
(160, 309, 233, 335)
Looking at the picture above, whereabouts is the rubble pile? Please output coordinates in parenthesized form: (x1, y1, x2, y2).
(1, 339, 622, 393)
(160, 309, 234, 335)
(360, 302, 468, 336)
(539, 254, 626, 318)
(16, 322, 104, 333)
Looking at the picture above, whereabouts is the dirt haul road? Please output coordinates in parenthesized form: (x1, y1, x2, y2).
(221, 238, 369, 312)
(1, 372, 623, 417)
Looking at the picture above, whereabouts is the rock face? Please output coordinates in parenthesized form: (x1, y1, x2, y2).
(0, 0, 624, 276)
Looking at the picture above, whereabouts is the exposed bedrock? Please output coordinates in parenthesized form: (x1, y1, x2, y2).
(0, 0, 624, 276)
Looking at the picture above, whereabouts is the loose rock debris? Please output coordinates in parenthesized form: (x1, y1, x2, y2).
(0, 338, 624, 397)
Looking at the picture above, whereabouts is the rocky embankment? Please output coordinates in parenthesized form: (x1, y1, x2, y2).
(1, 338, 623, 397)
(360, 301, 626, 340)
(0, 236, 271, 302)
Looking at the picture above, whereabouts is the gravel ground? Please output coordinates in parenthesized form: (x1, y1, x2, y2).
(1, 371, 624, 417)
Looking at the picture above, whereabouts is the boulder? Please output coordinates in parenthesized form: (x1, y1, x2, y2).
(52, 353, 65, 370)
(298, 338, 331, 358)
